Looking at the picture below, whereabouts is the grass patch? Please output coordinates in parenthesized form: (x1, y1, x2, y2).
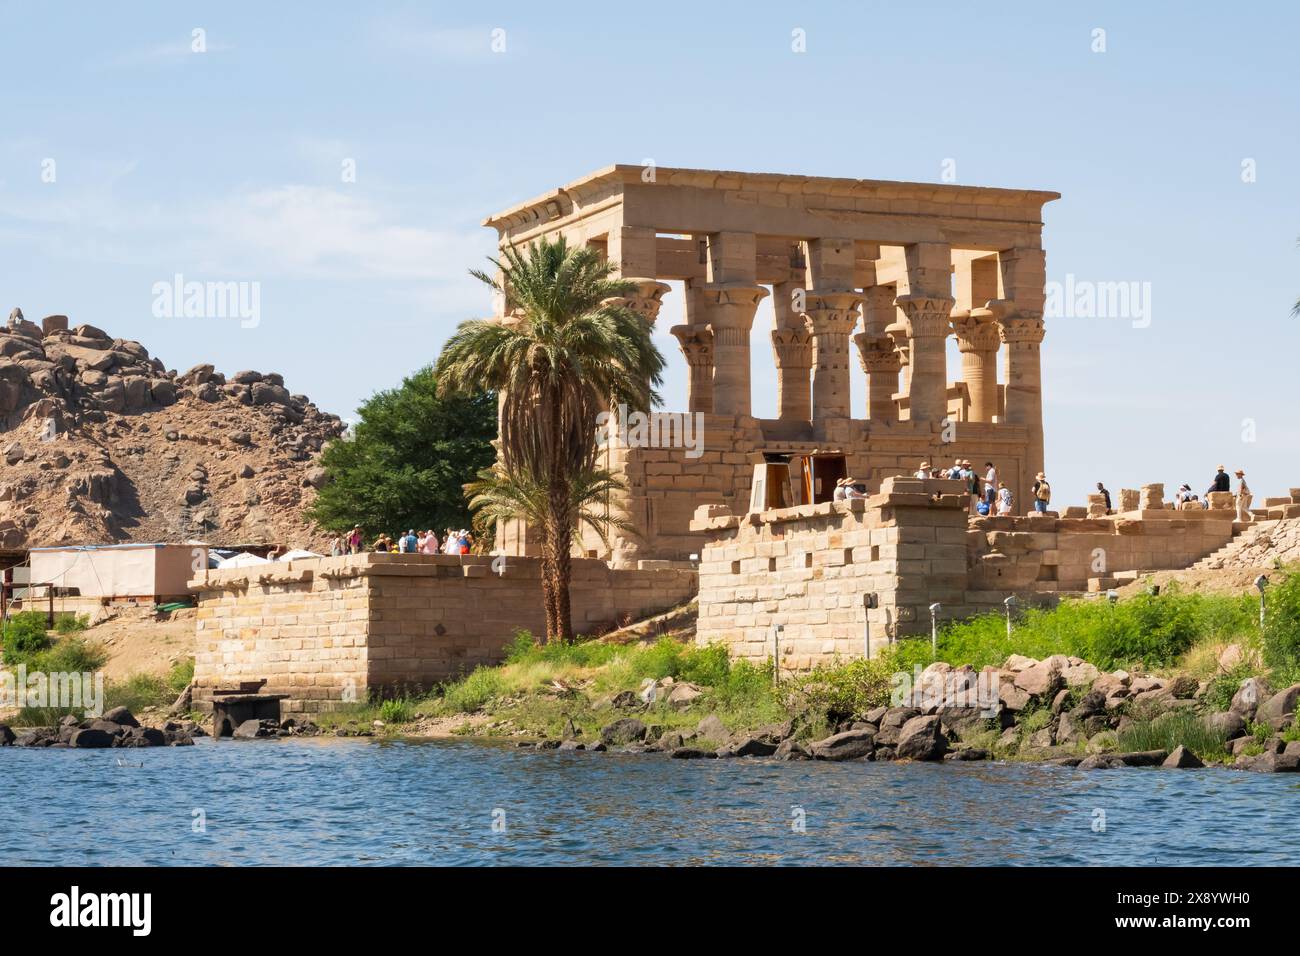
(54, 614, 89, 636)
(1117, 710, 1228, 761)
(921, 587, 1257, 672)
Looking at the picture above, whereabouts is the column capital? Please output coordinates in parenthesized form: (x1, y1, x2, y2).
(894, 294, 955, 339)
(800, 290, 862, 329)
(771, 326, 813, 369)
(669, 324, 713, 364)
(695, 282, 768, 322)
(950, 310, 1001, 354)
(605, 279, 672, 325)
(854, 332, 902, 374)
(997, 314, 1046, 346)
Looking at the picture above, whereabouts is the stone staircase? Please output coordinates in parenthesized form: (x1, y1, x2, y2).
(1191, 519, 1280, 571)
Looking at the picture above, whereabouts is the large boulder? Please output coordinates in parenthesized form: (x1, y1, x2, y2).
(1256, 683, 1300, 730)
(895, 715, 948, 761)
(1230, 677, 1271, 719)
(874, 707, 920, 746)
(694, 714, 728, 743)
(808, 728, 876, 761)
(599, 718, 647, 747)
(1203, 710, 1247, 741)
(69, 728, 115, 748)
(1162, 745, 1204, 769)
(102, 706, 139, 728)
(1013, 658, 1065, 698)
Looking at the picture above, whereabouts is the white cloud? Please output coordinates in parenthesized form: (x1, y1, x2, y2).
(372, 20, 502, 59)
(97, 37, 234, 70)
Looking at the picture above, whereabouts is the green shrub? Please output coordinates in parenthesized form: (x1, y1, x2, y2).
(1261, 570, 1300, 675)
(1117, 710, 1229, 761)
(53, 614, 89, 635)
(378, 698, 414, 723)
(167, 658, 195, 694)
(928, 586, 1256, 671)
(794, 650, 905, 720)
(442, 666, 508, 713)
(104, 673, 171, 714)
(1204, 661, 1255, 712)
(33, 636, 109, 674)
(2, 612, 52, 664)
(503, 629, 619, 668)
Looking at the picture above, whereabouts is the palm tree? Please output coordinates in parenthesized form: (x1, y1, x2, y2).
(436, 236, 665, 642)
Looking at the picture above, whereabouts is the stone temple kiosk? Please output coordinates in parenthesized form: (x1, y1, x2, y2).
(483, 166, 1058, 566)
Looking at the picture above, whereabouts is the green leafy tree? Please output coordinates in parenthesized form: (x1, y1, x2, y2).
(307, 367, 496, 539)
(436, 236, 664, 642)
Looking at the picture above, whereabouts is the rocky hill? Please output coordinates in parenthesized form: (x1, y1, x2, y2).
(0, 309, 346, 549)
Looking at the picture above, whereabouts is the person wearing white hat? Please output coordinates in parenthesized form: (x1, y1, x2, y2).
(914, 461, 933, 479)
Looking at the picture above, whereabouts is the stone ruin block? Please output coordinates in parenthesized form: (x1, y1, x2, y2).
(1086, 493, 1108, 517)
(1206, 491, 1234, 510)
(1138, 484, 1165, 510)
(1117, 488, 1140, 512)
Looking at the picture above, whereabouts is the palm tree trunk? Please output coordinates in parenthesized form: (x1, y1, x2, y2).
(553, 527, 574, 643)
(539, 534, 560, 644)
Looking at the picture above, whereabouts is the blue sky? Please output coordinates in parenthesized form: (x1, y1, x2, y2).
(1, 1, 1296, 506)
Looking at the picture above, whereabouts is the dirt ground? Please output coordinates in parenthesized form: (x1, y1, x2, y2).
(79, 606, 196, 681)
(1116, 565, 1276, 599)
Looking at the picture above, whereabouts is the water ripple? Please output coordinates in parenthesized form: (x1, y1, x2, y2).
(1, 738, 1296, 865)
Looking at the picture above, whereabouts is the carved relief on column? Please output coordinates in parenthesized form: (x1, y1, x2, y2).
(884, 319, 911, 399)
(696, 283, 767, 418)
(950, 308, 1001, 423)
(853, 332, 901, 421)
(610, 279, 672, 326)
(670, 324, 714, 414)
(894, 294, 955, 424)
(800, 291, 862, 419)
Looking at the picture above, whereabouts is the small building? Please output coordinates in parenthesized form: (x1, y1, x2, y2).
(29, 543, 207, 603)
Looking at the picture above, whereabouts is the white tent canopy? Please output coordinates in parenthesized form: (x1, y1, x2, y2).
(215, 551, 271, 568)
(277, 549, 323, 562)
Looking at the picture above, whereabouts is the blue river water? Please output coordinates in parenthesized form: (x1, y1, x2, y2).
(2, 737, 1296, 866)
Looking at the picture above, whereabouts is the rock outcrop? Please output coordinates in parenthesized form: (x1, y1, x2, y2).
(0, 311, 346, 548)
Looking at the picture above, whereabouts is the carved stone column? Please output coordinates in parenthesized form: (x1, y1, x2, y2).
(771, 325, 813, 421)
(950, 308, 1001, 422)
(894, 294, 955, 423)
(854, 333, 901, 421)
(997, 310, 1046, 483)
(884, 319, 911, 400)
(670, 325, 714, 414)
(801, 291, 862, 419)
(770, 280, 811, 422)
(696, 283, 767, 417)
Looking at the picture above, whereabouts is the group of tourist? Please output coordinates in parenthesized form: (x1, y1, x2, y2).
(328, 527, 476, 556)
(831, 460, 1256, 523)
(1173, 465, 1253, 521)
(910, 459, 1038, 517)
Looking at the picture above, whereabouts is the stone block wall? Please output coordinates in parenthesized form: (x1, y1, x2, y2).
(572, 412, 1032, 564)
(191, 553, 697, 712)
(693, 477, 971, 670)
(695, 477, 1242, 671)
(966, 509, 1237, 596)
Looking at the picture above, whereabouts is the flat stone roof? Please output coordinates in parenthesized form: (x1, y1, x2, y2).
(483, 164, 1061, 231)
